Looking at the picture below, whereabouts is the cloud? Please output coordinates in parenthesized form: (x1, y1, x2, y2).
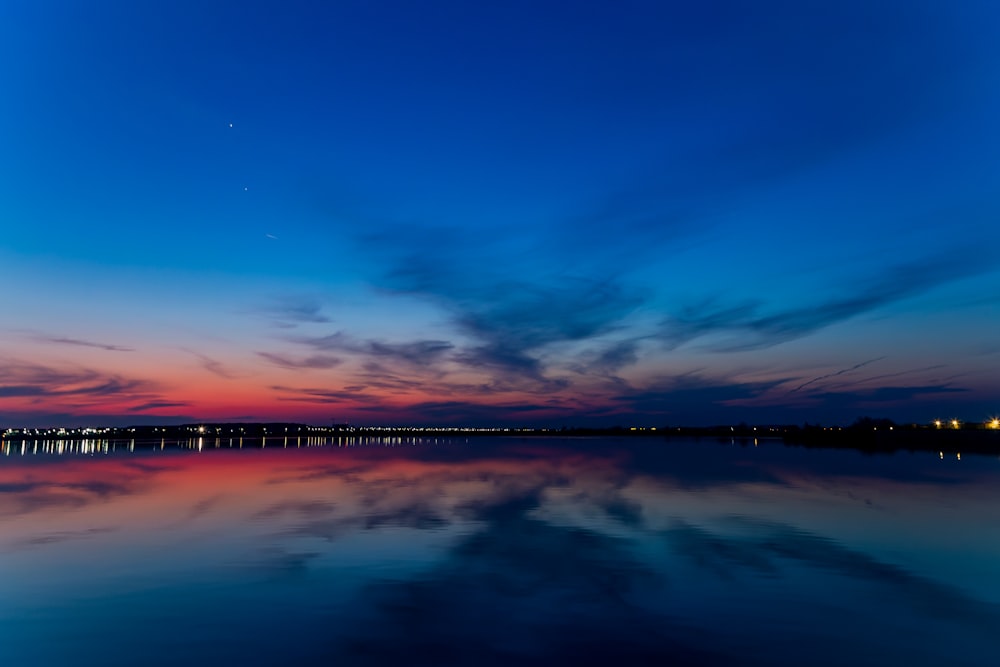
(662, 250, 995, 351)
(24, 332, 134, 352)
(270, 384, 386, 407)
(0, 411, 196, 428)
(402, 400, 567, 423)
(720, 372, 972, 423)
(791, 357, 886, 393)
(0, 359, 192, 426)
(251, 295, 331, 328)
(610, 375, 785, 423)
(257, 352, 343, 370)
(807, 384, 966, 406)
(328, 206, 649, 386)
(183, 351, 240, 379)
(566, 339, 643, 381)
(383, 267, 646, 384)
(127, 400, 189, 412)
(0, 359, 157, 399)
(0, 385, 47, 398)
(294, 332, 454, 367)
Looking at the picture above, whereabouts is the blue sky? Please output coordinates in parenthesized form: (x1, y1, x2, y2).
(2, 0, 999, 426)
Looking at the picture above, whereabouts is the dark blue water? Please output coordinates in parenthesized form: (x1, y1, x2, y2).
(1, 436, 998, 665)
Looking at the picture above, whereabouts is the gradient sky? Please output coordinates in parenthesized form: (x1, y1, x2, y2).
(2, 0, 999, 427)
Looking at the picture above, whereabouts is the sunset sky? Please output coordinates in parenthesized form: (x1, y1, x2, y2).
(2, 0, 999, 427)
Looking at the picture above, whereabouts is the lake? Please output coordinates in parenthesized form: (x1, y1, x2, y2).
(1, 435, 998, 666)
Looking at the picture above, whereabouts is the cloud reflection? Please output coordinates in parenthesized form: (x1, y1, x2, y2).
(2, 438, 999, 665)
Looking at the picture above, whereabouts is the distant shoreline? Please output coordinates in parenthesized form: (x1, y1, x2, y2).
(3, 422, 999, 456)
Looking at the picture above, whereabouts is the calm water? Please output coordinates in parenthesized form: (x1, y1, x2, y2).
(1, 436, 998, 666)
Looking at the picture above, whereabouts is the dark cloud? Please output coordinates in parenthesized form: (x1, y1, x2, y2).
(293, 332, 454, 367)
(251, 295, 331, 327)
(0, 385, 47, 398)
(590, 339, 640, 372)
(806, 384, 967, 406)
(723, 376, 972, 424)
(257, 352, 343, 370)
(288, 329, 590, 405)
(403, 400, 565, 423)
(792, 357, 886, 393)
(0, 411, 196, 428)
(354, 362, 436, 391)
(128, 400, 189, 412)
(382, 267, 646, 384)
(841, 365, 947, 388)
(0, 359, 159, 400)
(26, 333, 134, 352)
(183, 351, 239, 380)
(270, 384, 386, 407)
(451, 344, 547, 382)
(611, 375, 784, 423)
(341, 207, 647, 386)
(453, 279, 644, 351)
(662, 251, 995, 351)
(566, 339, 643, 381)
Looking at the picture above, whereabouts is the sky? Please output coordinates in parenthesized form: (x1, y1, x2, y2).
(2, 0, 999, 427)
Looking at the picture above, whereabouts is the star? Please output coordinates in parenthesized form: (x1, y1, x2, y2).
(229, 123, 233, 128)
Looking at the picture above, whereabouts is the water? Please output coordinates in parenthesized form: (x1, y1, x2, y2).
(1, 436, 998, 666)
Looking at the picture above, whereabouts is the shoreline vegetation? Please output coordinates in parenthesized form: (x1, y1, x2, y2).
(3, 418, 1000, 455)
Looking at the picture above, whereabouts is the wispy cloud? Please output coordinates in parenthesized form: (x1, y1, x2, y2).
(383, 267, 646, 384)
(0, 359, 156, 399)
(183, 351, 240, 380)
(806, 384, 966, 406)
(791, 357, 886, 393)
(24, 332, 134, 352)
(0, 359, 189, 426)
(251, 295, 331, 328)
(270, 384, 386, 407)
(257, 352, 343, 370)
(295, 333, 454, 367)
(662, 250, 995, 352)
(128, 400, 189, 412)
(610, 375, 785, 423)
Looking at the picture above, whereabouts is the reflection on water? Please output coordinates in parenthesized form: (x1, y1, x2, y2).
(1, 437, 998, 666)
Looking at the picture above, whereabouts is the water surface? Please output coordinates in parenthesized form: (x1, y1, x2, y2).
(2, 436, 998, 665)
